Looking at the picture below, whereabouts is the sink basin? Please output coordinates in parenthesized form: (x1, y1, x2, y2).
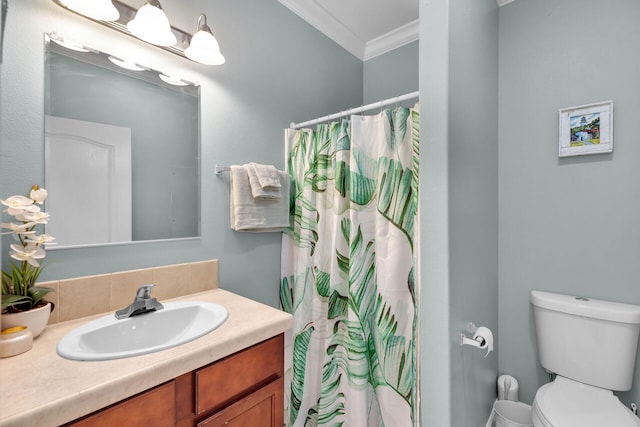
(57, 301, 228, 361)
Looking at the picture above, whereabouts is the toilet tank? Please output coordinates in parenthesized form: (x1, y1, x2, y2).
(531, 290, 640, 391)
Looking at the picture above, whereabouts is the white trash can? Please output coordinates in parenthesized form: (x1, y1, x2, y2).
(494, 400, 533, 427)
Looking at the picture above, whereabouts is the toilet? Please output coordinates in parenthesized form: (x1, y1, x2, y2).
(530, 290, 640, 427)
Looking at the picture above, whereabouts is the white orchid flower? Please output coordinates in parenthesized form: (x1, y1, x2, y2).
(29, 186, 48, 204)
(1, 195, 33, 208)
(15, 210, 49, 224)
(25, 234, 56, 246)
(1, 195, 39, 216)
(0, 221, 35, 234)
(9, 243, 46, 267)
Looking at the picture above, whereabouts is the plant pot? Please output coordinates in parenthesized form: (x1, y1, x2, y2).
(1, 303, 52, 338)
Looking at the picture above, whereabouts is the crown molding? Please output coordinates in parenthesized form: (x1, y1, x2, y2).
(278, 0, 419, 61)
(363, 19, 419, 61)
(278, 0, 365, 59)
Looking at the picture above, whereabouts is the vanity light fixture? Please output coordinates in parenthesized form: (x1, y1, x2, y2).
(53, 0, 225, 66)
(58, 0, 120, 21)
(184, 14, 225, 66)
(127, 0, 176, 47)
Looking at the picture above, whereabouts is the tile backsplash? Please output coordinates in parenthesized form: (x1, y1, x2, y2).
(40, 260, 219, 324)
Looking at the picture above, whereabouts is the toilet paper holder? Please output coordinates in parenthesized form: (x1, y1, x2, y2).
(460, 322, 494, 357)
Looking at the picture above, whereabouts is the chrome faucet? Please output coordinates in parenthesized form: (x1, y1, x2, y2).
(115, 284, 164, 319)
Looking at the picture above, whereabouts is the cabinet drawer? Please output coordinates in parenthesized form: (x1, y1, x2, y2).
(196, 377, 283, 427)
(66, 381, 176, 427)
(195, 334, 283, 415)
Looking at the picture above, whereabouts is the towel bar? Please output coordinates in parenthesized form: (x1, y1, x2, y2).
(215, 164, 230, 176)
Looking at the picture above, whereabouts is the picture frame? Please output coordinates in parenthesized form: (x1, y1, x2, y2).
(558, 100, 613, 157)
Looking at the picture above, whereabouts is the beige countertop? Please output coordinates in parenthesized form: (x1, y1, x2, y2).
(0, 289, 293, 427)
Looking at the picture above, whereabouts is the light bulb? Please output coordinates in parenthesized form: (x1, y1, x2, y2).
(59, 0, 120, 21)
(127, 1, 177, 47)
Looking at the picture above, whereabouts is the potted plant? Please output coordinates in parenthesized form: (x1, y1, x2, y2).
(1, 185, 56, 337)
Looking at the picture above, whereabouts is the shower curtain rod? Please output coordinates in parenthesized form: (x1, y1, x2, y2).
(289, 90, 419, 129)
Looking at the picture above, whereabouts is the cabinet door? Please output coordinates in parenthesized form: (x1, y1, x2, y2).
(195, 335, 283, 415)
(66, 381, 175, 427)
(196, 378, 283, 427)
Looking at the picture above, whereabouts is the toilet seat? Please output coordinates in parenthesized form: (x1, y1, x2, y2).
(532, 376, 640, 427)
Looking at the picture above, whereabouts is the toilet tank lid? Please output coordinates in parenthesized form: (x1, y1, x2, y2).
(531, 290, 640, 324)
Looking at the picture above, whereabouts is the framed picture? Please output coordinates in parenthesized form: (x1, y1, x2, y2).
(558, 101, 613, 157)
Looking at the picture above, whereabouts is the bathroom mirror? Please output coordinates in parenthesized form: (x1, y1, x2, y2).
(44, 34, 200, 248)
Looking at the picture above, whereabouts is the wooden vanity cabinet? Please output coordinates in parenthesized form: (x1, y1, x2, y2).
(178, 333, 284, 426)
(66, 334, 284, 427)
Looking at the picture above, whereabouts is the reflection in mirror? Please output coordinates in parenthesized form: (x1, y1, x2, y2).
(44, 33, 201, 248)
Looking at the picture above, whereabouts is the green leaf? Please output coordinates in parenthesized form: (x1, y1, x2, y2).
(290, 326, 314, 426)
(349, 149, 377, 206)
(1, 294, 32, 309)
(286, 202, 319, 255)
(315, 267, 331, 298)
(327, 289, 348, 319)
(280, 275, 294, 314)
(376, 157, 417, 249)
(28, 286, 54, 307)
(280, 268, 312, 314)
(383, 107, 410, 152)
(335, 160, 349, 198)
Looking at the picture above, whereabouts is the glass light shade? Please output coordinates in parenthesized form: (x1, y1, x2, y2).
(59, 0, 120, 21)
(185, 30, 225, 65)
(127, 2, 177, 47)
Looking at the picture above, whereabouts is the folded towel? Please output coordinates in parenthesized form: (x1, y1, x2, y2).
(249, 162, 281, 189)
(247, 164, 281, 200)
(230, 165, 290, 232)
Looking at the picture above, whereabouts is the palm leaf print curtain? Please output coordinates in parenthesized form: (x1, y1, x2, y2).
(281, 105, 420, 426)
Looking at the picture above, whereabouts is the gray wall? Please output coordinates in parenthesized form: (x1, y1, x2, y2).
(499, 0, 640, 408)
(421, 1, 499, 426)
(0, 0, 363, 308)
(363, 41, 418, 104)
(449, 0, 499, 425)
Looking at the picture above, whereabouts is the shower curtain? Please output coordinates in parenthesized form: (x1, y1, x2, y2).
(281, 105, 420, 426)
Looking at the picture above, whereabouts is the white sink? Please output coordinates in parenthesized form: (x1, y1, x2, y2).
(57, 301, 228, 361)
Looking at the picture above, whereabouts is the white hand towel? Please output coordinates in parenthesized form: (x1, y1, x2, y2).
(246, 164, 281, 200)
(230, 165, 290, 232)
(249, 162, 281, 189)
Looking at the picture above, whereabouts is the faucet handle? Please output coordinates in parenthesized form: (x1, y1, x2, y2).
(136, 284, 156, 299)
